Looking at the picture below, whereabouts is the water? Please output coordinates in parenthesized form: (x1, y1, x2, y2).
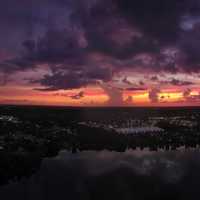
(1, 106, 200, 199)
(1, 149, 200, 200)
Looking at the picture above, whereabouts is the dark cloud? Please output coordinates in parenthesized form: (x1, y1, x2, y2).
(0, 73, 9, 86)
(125, 87, 147, 91)
(115, 0, 200, 72)
(183, 88, 191, 99)
(182, 88, 200, 102)
(34, 71, 91, 91)
(85, 67, 112, 82)
(122, 77, 132, 85)
(179, 24, 200, 71)
(150, 76, 159, 82)
(23, 29, 86, 64)
(116, 0, 190, 44)
(0, 0, 72, 53)
(34, 66, 112, 91)
(158, 78, 194, 86)
(70, 91, 85, 100)
(99, 82, 124, 106)
(149, 88, 161, 103)
(125, 96, 133, 104)
(170, 78, 193, 86)
(1, 0, 200, 91)
(139, 81, 145, 86)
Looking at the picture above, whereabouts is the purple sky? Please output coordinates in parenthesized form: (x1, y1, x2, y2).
(1, 0, 200, 106)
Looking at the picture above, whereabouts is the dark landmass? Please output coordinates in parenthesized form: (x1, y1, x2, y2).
(1, 150, 200, 200)
(1, 105, 200, 185)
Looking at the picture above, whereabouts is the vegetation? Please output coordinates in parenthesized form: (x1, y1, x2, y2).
(1, 105, 200, 185)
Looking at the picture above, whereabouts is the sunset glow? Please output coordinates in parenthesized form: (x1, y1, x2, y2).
(1, 0, 200, 107)
(1, 84, 200, 106)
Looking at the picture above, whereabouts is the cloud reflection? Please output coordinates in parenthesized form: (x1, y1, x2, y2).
(1, 149, 200, 200)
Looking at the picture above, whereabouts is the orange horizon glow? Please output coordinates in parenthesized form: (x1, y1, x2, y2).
(1, 85, 200, 107)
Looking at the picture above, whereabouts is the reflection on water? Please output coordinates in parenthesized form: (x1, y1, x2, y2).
(1, 149, 200, 200)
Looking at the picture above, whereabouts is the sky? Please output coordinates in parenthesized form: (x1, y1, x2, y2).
(1, 0, 200, 106)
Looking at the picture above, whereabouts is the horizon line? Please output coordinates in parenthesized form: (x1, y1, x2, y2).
(1, 103, 200, 109)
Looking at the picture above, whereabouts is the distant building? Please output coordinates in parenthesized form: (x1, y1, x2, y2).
(115, 126, 164, 134)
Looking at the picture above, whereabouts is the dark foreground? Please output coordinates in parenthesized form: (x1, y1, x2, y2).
(1, 150, 200, 200)
(1, 105, 200, 199)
